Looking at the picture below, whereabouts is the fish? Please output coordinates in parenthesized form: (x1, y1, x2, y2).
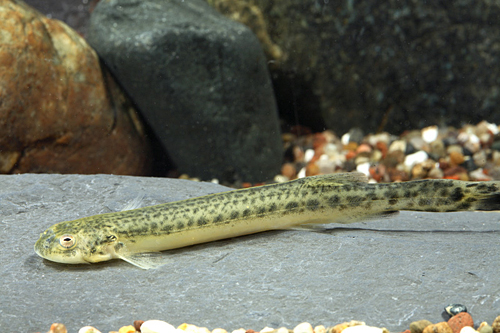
(34, 172, 500, 269)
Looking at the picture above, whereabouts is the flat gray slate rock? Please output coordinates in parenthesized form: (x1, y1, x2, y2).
(1, 174, 499, 332)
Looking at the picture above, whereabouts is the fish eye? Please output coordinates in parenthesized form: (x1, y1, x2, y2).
(59, 235, 76, 249)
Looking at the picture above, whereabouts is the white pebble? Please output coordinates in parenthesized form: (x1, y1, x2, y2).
(212, 329, 227, 333)
(404, 150, 428, 169)
(297, 167, 307, 178)
(422, 125, 438, 143)
(141, 320, 177, 333)
(260, 327, 275, 333)
(304, 149, 315, 163)
(277, 327, 289, 333)
(342, 325, 384, 333)
(78, 327, 101, 333)
(231, 329, 246, 333)
(388, 140, 406, 153)
(460, 327, 478, 333)
(341, 132, 351, 145)
(293, 322, 313, 333)
(274, 175, 289, 183)
(470, 168, 492, 181)
(314, 325, 326, 333)
(356, 162, 370, 176)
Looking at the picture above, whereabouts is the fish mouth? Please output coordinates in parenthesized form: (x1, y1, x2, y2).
(34, 229, 56, 258)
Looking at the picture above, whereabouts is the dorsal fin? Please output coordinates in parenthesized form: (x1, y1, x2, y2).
(302, 172, 368, 187)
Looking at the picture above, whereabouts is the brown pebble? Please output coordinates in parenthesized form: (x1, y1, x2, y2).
(449, 151, 465, 165)
(422, 322, 453, 333)
(448, 313, 474, 333)
(246, 330, 258, 333)
(492, 315, 500, 333)
(134, 320, 145, 332)
(410, 320, 433, 333)
(281, 163, 297, 179)
(402, 330, 411, 333)
(48, 323, 67, 333)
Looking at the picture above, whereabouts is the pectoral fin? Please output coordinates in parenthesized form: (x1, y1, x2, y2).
(117, 252, 167, 269)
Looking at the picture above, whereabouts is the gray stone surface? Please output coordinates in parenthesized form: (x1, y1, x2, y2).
(1, 174, 500, 332)
(87, 0, 282, 183)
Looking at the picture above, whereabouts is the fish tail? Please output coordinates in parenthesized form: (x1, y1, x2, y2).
(392, 179, 500, 212)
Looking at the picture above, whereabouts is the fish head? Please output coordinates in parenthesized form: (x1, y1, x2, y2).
(34, 219, 119, 265)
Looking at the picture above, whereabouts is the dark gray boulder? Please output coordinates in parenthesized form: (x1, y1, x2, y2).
(87, 0, 282, 183)
(209, 0, 500, 134)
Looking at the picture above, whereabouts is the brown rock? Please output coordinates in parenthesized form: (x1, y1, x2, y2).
(410, 320, 433, 333)
(492, 315, 500, 333)
(0, 0, 151, 175)
(47, 323, 67, 333)
(281, 162, 297, 179)
(134, 320, 145, 332)
(448, 313, 474, 333)
(422, 322, 453, 333)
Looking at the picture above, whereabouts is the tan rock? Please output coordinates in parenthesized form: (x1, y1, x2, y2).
(478, 322, 492, 333)
(492, 315, 500, 333)
(410, 320, 433, 333)
(0, 0, 151, 175)
(423, 322, 453, 333)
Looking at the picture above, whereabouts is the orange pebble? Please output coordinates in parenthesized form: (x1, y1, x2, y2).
(306, 162, 320, 176)
(448, 312, 474, 333)
(345, 150, 357, 160)
(376, 141, 388, 158)
(281, 163, 297, 179)
(356, 143, 372, 154)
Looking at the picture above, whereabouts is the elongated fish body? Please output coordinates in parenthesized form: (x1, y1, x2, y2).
(35, 173, 500, 269)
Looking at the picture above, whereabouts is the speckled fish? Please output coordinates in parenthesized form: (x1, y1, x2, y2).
(35, 172, 500, 269)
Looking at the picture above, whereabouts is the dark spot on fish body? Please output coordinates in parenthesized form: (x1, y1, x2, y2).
(213, 214, 224, 223)
(466, 183, 478, 188)
(187, 218, 195, 227)
(418, 198, 432, 206)
(347, 196, 364, 207)
(456, 202, 472, 210)
(343, 185, 352, 192)
(285, 201, 299, 211)
(256, 207, 266, 215)
(161, 224, 174, 234)
(426, 208, 439, 212)
(268, 203, 277, 212)
(328, 195, 340, 208)
(197, 217, 208, 226)
(230, 211, 239, 219)
(306, 199, 320, 211)
(465, 197, 477, 203)
(177, 221, 185, 229)
(384, 190, 398, 199)
(436, 198, 450, 206)
(242, 209, 251, 217)
(450, 187, 464, 202)
(439, 188, 450, 197)
(150, 222, 158, 231)
(388, 198, 398, 205)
